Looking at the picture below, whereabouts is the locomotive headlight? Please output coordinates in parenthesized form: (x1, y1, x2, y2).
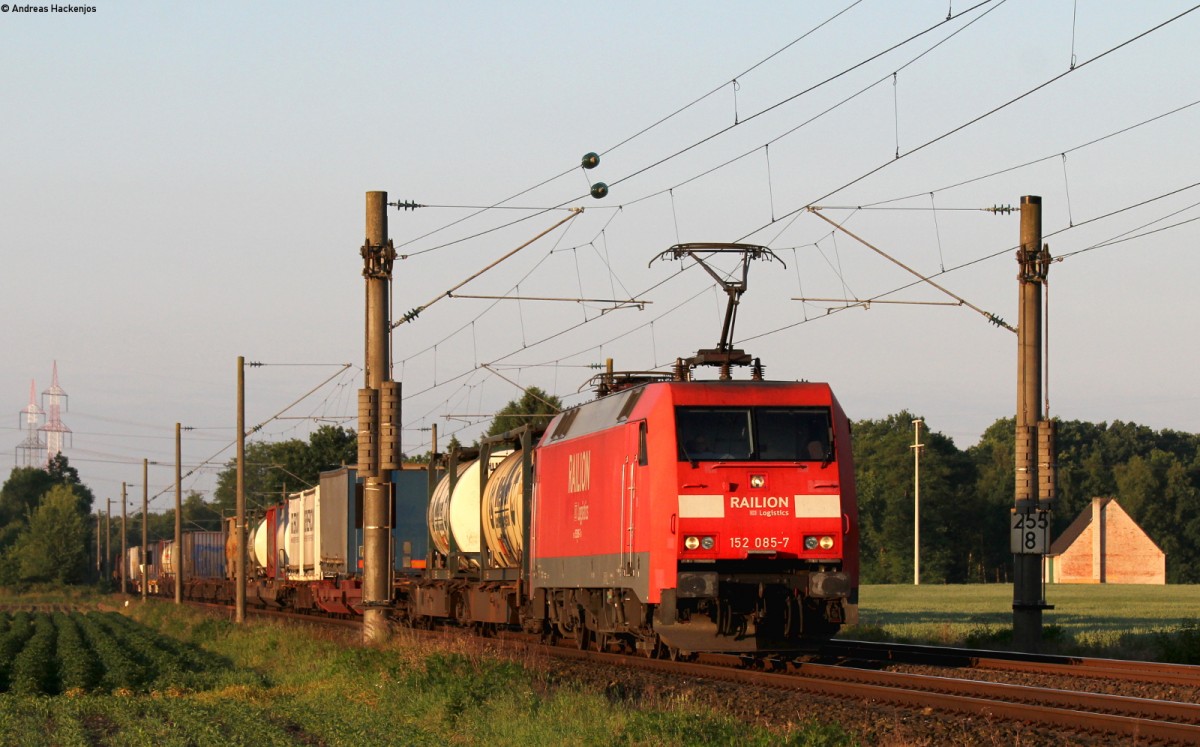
(804, 536, 818, 550)
(701, 536, 715, 550)
(684, 536, 700, 550)
(819, 536, 835, 550)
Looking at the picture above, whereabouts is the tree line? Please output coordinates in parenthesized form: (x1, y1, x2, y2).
(854, 412, 1200, 584)
(2, 406, 1197, 587)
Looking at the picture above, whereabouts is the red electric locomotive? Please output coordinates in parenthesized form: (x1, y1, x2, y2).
(529, 376, 858, 655)
(519, 244, 858, 655)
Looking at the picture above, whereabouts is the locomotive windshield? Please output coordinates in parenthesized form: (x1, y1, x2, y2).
(676, 406, 833, 462)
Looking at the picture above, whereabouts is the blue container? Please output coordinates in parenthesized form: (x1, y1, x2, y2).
(188, 531, 227, 580)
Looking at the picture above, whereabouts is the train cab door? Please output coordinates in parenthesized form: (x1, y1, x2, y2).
(620, 420, 648, 577)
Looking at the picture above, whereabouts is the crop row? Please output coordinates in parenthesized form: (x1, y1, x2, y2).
(0, 611, 224, 696)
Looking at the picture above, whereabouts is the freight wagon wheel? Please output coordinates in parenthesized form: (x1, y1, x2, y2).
(539, 624, 560, 646)
(574, 616, 593, 650)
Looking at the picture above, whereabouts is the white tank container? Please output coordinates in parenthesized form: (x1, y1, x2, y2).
(482, 450, 525, 568)
(428, 462, 469, 556)
(252, 516, 270, 570)
(449, 449, 512, 565)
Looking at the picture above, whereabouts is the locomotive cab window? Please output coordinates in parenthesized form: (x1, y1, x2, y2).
(757, 407, 832, 461)
(676, 406, 833, 462)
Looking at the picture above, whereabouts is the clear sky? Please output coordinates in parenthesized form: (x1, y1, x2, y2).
(2, 1, 1198, 514)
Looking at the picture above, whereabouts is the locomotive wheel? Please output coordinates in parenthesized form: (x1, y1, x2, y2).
(783, 595, 802, 639)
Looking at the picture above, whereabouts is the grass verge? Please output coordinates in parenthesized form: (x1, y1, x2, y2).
(0, 599, 855, 746)
(846, 583, 1200, 661)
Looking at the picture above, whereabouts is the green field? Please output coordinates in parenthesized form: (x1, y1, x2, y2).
(0, 597, 851, 747)
(846, 583, 1200, 660)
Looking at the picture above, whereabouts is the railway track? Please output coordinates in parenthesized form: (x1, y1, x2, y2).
(820, 638, 1200, 688)
(571, 646, 1200, 744)
(174, 600, 1200, 743)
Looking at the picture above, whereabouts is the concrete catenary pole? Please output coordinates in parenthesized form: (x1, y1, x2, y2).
(911, 419, 923, 586)
(105, 498, 111, 585)
(95, 512, 102, 581)
(361, 190, 396, 643)
(236, 356, 247, 623)
(120, 482, 128, 595)
(175, 422, 183, 604)
(142, 458, 148, 602)
(1013, 195, 1050, 650)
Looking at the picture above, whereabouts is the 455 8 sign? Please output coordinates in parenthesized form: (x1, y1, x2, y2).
(1010, 509, 1051, 554)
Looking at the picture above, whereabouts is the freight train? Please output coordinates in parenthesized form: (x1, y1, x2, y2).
(130, 243, 859, 657)
(130, 373, 858, 656)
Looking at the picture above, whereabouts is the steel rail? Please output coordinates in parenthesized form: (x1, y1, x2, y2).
(825, 639, 1200, 688)
(552, 647, 1200, 745)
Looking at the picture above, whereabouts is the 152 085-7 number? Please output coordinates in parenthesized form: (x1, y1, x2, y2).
(730, 536, 791, 550)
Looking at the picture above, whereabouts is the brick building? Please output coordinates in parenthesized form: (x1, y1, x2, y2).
(1045, 497, 1166, 584)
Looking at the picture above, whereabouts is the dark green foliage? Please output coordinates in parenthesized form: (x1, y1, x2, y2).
(0, 612, 35, 690)
(8, 485, 92, 584)
(9, 612, 58, 695)
(0, 611, 241, 695)
(76, 612, 150, 692)
(0, 456, 95, 585)
(486, 386, 562, 438)
(854, 414, 1200, 584)
(406, 653, 528, 724)
(52, 612, 100, 692)
(1152, 620, 1200, 664)
(211, 424, 357, 514)
(853, 412, 980, 584)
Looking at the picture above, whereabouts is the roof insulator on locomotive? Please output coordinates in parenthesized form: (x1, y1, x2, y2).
(581, 152, 600, 169)
(590, 182, 608, 199)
